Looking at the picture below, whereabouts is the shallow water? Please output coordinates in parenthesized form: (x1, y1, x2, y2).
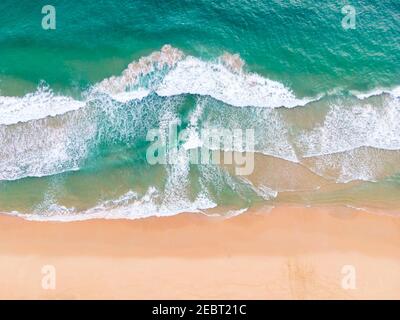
(0, 1, 399, 219)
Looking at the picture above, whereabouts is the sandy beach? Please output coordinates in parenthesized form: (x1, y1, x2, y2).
(0, 205, 399, 299)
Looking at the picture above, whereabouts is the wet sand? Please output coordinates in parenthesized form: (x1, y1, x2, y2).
(0, 205, 399, 299)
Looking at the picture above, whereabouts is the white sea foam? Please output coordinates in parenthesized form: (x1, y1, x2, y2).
(0, 46, 397, 127)
(156, 56, 314, 108)
(351, 85, 400, 100)
(0, 109, 96, 181)
(7, 185, 217, 222)
(0, 44, 325, 132)
(94, 45, 184, 96)
(240, 177, 279, 200)
(299, 96, 400, 157)
(303, 147, 400, 183)
(108, 88, 151, 103)
(198, 97, 299, 162)
(221, 208, 249, 219)
(1, 45, 399, 191)
(96, 45, 314, 109)
(0, 86, 85, 125)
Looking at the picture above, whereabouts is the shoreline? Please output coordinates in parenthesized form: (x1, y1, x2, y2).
(0, 205, 399, 299)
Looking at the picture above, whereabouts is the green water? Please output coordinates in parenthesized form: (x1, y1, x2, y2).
(0, 1, 399, 219)
(1, 0, 399, 95)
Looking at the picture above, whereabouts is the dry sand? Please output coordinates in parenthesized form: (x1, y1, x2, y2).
(0, 205, 399, 299)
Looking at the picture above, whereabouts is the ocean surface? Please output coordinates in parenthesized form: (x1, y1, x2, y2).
(0, 0, 399, 220)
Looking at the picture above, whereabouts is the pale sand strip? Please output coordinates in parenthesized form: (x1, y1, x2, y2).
(0, 205, 399, 299)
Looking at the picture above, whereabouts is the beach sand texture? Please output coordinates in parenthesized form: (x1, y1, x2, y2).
(1, 206, 399, 299)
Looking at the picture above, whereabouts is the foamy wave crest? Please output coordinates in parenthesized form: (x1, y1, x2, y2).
(1, 45, 399, 186)
(0, 109, 97, 181)
(298, 95, 400, 157)
(187, 96, 299, 162)
(156, 56, 313, 108)
(351, 85, 400, 100)
(302, 147, 400, 183)
(0, 89, 183, 181)
(96, 45, 314, 108)
(8, 186, 217, 222)
(0, 85, 85, 125)
(94, 45, 184, 99)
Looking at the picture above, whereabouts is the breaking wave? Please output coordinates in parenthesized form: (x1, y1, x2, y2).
(1, 45, 399, 220)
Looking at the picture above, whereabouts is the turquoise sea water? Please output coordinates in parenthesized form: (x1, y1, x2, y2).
(0, 1, 399, 219)
(1, 0, 399, 95)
